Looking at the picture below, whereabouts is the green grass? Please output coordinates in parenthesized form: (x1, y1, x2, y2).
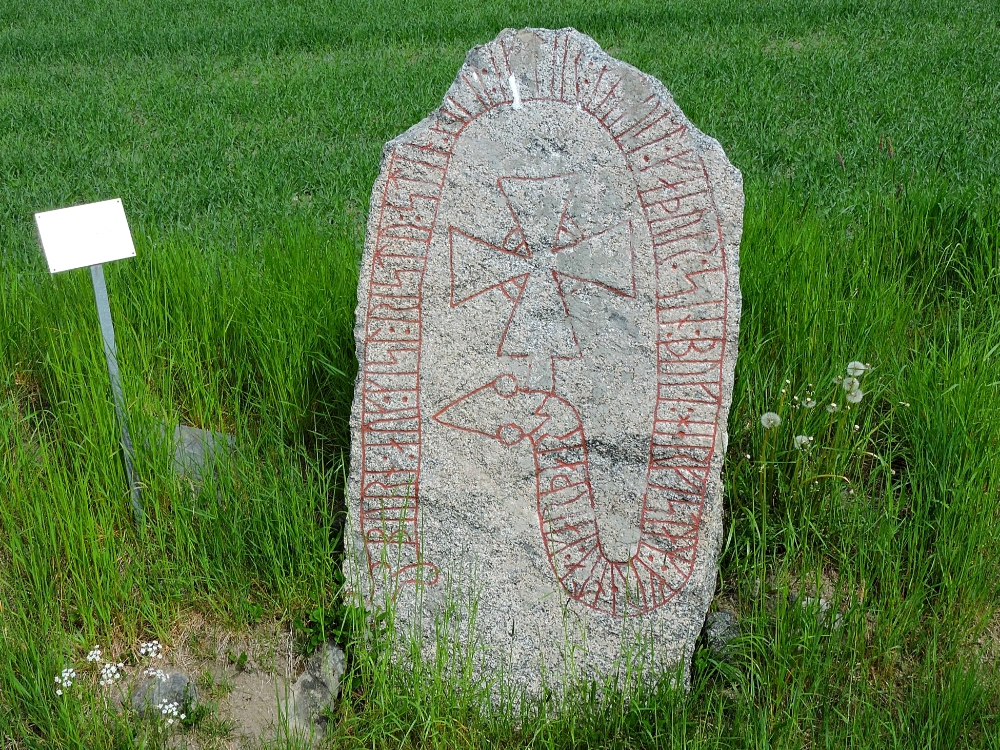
(2, 0, 1000, 747)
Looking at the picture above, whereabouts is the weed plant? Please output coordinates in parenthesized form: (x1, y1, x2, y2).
(2, 0, 1000, 747)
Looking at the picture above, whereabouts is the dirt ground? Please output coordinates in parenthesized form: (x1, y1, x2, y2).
(114, 615, 318, 749)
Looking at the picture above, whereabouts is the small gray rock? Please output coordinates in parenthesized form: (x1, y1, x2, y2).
(130, 672, 197, 716)
(307, 641, 346, 699)
(286, 642, 346, 733)
(702, 610, 740, 655)
(792, 595, 844, 630)
(150, 422, 235, 482)
(171, 424, 234, 480)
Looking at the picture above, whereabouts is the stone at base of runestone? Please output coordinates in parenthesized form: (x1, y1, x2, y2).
(283, 641, 346, 734)
(701, 610, 740, 656)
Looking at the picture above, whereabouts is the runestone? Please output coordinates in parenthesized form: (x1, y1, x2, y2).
(345, 27, 743, 694)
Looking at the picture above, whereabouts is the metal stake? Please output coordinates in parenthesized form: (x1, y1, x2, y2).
(90, 263, 144, 524)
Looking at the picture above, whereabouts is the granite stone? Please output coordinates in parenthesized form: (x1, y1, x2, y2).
(346, 27, 743, 695)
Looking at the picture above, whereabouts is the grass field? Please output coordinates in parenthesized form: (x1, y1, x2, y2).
(2, 0, 1000, 747)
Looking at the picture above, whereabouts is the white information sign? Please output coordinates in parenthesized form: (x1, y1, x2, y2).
(34, 198, 136, 274)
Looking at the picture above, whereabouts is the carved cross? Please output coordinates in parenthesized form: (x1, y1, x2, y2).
(448, 172, 635, 390)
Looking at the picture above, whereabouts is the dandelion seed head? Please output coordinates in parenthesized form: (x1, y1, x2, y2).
(826, 403, 839, 413)
(833, 375, 843, 385)
(843, 377, 860, 392)
(847, 361, 867, 377)
(846, 388, 864, 404)
(760, 412, 781, 429)
(804, 398, 817, 408)
(794, 435, 811, 449)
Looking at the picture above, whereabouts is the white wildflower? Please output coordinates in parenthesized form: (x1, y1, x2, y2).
(157, 699, 185, 726)
(760, 412, 781, 429)
(54, 668, 76, 695)
(143, 667, 168, 681)
(99, 662, 125, 687)
(794, 435, 811, 449)
(139, 640, 163, 660)
(846, 388, 864, 404)
(847, 361, 868, 377)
